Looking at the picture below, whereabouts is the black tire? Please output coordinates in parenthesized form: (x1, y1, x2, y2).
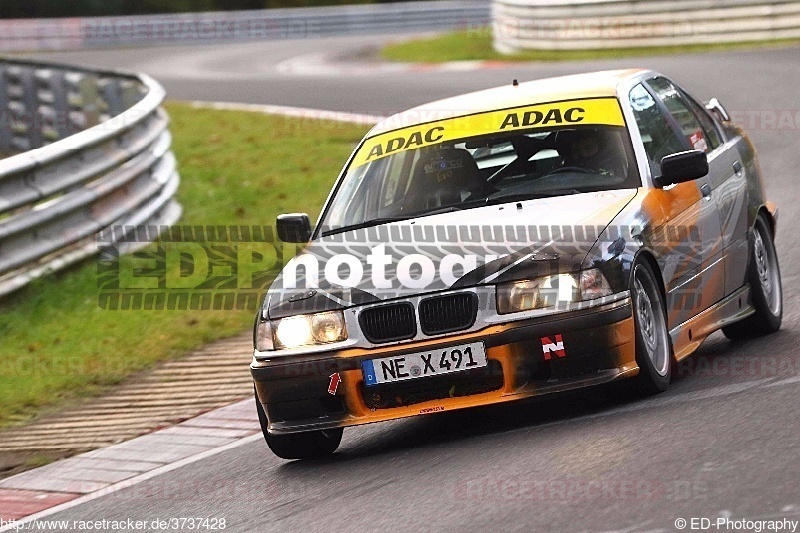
(255, 388, 343, 460)
(630, 260, 672, 394)
(722, 215, 782, 340)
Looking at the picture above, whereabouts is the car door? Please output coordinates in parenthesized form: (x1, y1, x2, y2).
(674, 86, 750, 296)
(628, 81, 725, 330)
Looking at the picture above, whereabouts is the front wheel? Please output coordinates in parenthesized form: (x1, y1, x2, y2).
(255, 389, 343, 460)
(722, 215, 782, 340)
(630, 260, 672, 394)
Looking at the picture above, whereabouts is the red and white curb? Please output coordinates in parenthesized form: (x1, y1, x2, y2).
(0, 398, 261, 528)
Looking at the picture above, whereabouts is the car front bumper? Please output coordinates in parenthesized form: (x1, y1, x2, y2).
(251, 298, 637, 434)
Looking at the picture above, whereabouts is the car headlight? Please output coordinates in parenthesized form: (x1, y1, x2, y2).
(579, 268, 613, 300)
(266, 311, 347, 350)
(255, 317, 274, 352)
(496, 268, 613, 314)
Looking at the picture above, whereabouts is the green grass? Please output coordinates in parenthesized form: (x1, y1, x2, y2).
(381, 28, 800, 63)
(24, 454, 55, 469)
(0, 104, 367, 429)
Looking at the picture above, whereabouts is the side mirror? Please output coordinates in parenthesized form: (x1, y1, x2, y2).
(276, 213, 312, 243)
(654, 150, 709, 188)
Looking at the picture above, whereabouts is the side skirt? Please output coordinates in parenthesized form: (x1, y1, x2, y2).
(670, 285, 755, 361)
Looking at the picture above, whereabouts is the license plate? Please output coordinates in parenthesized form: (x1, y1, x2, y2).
(362, 342, 487, 387)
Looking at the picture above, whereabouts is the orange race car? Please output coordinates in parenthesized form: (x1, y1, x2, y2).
(251, 69, 782, 459)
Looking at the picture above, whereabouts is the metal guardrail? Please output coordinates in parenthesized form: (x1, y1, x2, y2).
(0, 1, 491, 52)
(493, 0, 800, 52)
(0, 59, 180, 297)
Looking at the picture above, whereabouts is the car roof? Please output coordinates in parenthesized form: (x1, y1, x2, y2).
(367, 69, 648, 137)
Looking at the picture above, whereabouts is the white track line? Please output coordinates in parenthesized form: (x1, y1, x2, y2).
(188, 100, 385, 125)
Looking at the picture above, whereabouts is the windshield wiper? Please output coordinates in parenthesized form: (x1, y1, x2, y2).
(483, 189, 584, 206)
(320, 205, 473, 237)
(320, 191, 584, 237)
(321, 216, 413, 237)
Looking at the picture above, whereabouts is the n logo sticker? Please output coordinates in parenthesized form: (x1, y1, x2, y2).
(541, 334, 565, 360)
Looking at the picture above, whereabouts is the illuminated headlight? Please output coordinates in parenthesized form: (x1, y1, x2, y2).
(496, 268, 613, 314)
(271, 311, 347, 350)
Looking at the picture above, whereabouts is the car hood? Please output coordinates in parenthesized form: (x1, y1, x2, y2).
(267, 189, 637, 318)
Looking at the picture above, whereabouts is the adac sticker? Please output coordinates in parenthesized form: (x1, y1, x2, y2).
(351, 97, 625, 168)
(541, 334, 566, 360)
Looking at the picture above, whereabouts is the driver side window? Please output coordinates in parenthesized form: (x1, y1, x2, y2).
(629, 83, 686, 175)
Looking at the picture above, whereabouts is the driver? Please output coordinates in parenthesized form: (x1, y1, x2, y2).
(555, 130, 621, 177)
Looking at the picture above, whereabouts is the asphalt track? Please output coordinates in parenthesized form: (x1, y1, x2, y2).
(18, 36, 800, 532)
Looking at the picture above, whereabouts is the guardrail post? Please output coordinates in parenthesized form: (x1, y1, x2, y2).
(0, 68, 10, 156)
(8, 65, 42, 152)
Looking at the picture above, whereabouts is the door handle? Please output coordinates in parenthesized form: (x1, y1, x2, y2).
(733, 161, 743, 175)
(700, 183, 712, 200)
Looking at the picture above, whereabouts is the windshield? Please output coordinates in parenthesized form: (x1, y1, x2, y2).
(319, 98, 640, 236)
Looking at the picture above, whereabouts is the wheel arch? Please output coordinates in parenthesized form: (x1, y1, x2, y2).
(758, 203, 778, 238)
(631, 248, 667, 307)
(631, 248, 678, 358)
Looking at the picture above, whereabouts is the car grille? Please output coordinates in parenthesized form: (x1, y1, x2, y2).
(358, 302, 416, 343)
(360, 360, 504, 409)
(419, 293, 478, 335)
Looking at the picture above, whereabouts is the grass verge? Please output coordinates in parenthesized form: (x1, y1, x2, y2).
(0, 103, 368, 429)
(381, 29, 800, 63)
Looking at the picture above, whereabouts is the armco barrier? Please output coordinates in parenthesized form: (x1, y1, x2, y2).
(493, 0, 800, 52)
(0, 1, 491, 52)
(0, 59, 180, 297)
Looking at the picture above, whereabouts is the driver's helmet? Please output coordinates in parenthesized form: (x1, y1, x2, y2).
(406, 147, 485, 210)
(554, 129, 623, 176)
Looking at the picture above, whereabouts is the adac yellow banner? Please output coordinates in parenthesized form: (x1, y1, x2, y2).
(351, 97, 625, 168)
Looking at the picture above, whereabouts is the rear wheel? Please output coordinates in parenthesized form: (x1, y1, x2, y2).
(255, 389, 343, 460)
(630, 260, 672, 394)
(722, 215, 782, 340)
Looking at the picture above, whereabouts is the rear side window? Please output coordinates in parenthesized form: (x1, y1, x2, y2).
(682, 92, 723, 150)
(647, 77, 718, 153)
(628, 83, 686, 173)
